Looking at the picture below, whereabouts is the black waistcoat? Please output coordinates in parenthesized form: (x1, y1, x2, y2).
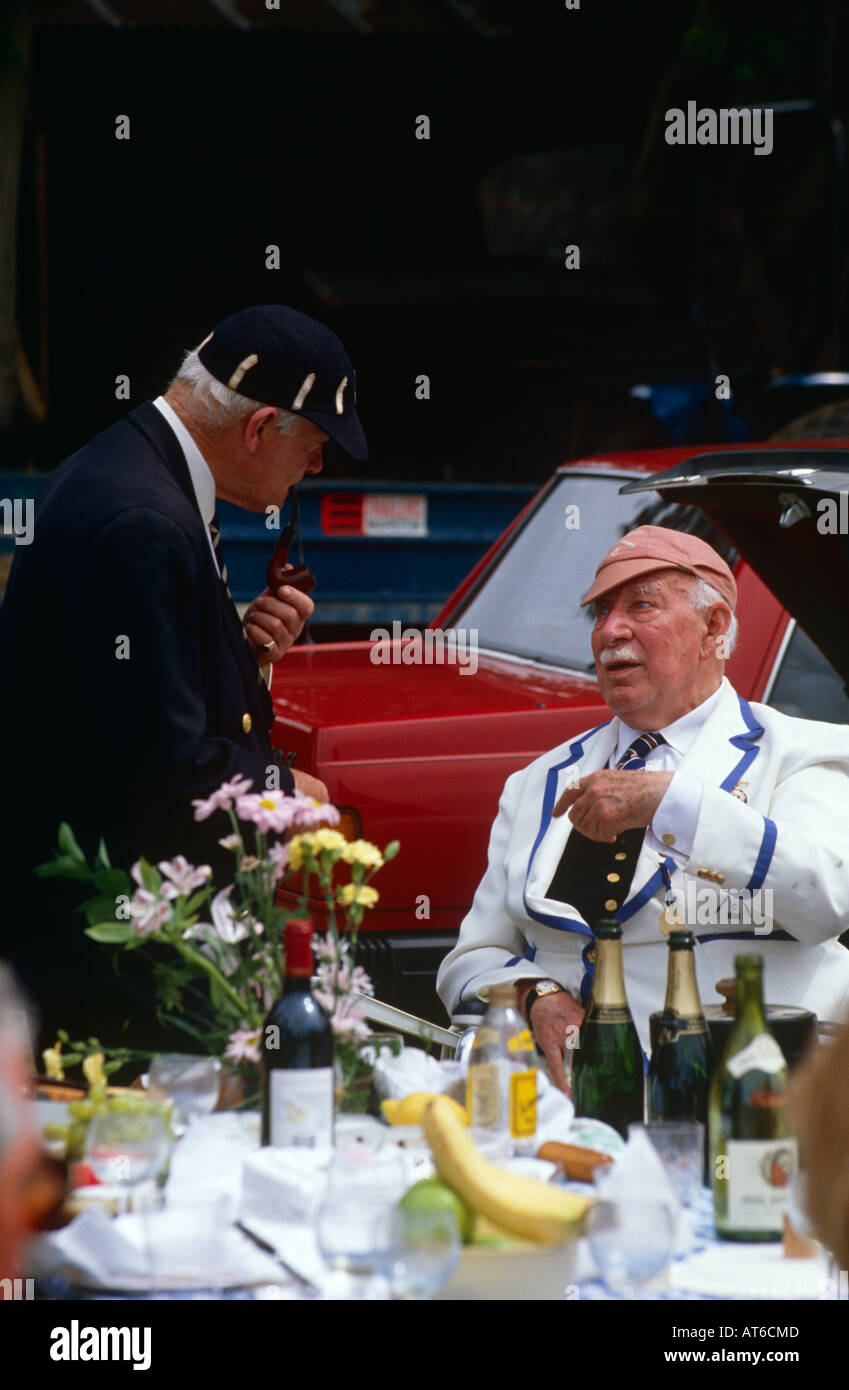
(546, 825, 646, 927)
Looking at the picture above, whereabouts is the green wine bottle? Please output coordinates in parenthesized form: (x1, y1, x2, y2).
(709, 954, 797, 1241)
(648, 931, 714, 1125)
(571, 920, 644, 1140)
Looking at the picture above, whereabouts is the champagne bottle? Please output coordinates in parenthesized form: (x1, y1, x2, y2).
(261, 920, 334, 1148)
(571, 920, 644, 1139)
(709, 954, 797, 1241)
(466, 983, 537, 1152)
(648, 931, 714, 1125)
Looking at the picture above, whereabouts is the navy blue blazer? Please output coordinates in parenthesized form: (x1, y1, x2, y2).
(0, 402, 294, 1043)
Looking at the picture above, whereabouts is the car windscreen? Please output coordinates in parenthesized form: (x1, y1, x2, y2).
(448, 471, 738, 671)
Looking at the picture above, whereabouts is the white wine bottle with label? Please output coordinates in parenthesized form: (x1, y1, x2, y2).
(709, 954, 797, 1241)
(466, 983, 537, 1153)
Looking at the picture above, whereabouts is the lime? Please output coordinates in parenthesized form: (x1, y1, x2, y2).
(399, 1176, 474, 1243)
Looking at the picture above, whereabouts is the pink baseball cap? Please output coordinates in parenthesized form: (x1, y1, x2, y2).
(580, 525, 737, 611)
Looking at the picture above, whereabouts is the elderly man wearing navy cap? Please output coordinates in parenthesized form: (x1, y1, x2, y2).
(438, 525, 849, 1091)
(0, 305, 367, 1044)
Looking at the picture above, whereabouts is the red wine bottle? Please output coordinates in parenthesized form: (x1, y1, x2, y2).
(261, 920, 334, 1147)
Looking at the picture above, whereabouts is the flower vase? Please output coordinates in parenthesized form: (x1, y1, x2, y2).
(334, 1046, 375, 1115)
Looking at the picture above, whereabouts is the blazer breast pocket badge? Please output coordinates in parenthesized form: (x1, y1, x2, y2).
(729, 778, 749, 803)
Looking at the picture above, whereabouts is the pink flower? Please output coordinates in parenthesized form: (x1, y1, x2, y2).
(225, 1028, 262, 1065)
(350, 964, 374, 997)
(192, 775, 255, 822)
(313, 936, 337, 964)
(249, 974, 275, 1011)
(128, 889, 173, 938)
(218, 833, 242, 851)
(266, 841, 290, 882)
(235, 790, 303, 835)
(328, 995, 371, 1041)
(183, 886, 259, 949)
(157, 855, 213, 896)
(289, 798, 341, 830)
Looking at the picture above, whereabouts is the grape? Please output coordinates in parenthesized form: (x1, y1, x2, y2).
(49, 1087, 174, 1157)
(68, 1100, 95, 1119)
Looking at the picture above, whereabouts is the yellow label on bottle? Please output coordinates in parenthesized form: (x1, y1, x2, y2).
(510, 1069, 537, 1137)
(507, 1029, 534, 1055)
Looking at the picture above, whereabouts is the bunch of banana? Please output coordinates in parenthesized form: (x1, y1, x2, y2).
(380, 1091, 467, 1127)
(423, 1095, 591, 1246)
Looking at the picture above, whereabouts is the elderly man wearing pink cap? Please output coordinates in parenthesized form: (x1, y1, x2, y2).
(438, 525, 849, 1091)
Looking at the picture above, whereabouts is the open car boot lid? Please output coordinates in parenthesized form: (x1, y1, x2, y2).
(620, 447, 849, 688)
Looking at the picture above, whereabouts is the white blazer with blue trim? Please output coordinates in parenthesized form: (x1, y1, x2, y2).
(437, 677, 849, 1052)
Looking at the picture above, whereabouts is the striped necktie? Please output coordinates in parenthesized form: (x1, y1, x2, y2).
(210, 512, 268, 690)
(209, 512, 230, 596)
(615, 731, 666, 771)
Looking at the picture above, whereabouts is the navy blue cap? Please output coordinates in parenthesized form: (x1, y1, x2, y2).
(197, 305, 368, 461)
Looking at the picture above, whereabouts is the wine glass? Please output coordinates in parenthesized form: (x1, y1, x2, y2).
(585, 1198, 676, 1299)
(636, 1121, 705, 1209)
(387, 1206, 462, 1300)
(84, 1111, 172, 1214)
(315, 1144, 408, 1298)
(148, 1054, 221, 1135)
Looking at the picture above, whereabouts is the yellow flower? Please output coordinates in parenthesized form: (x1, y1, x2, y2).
(341, 839, 384, 869)
(43, 1043, 64, 1082)
(287, 829, 347, 873)
(82, 1052, 107, 1089)
(287, 835, 305, 872)
(311, 829, 347, 854)
(337, 883, 379, 908)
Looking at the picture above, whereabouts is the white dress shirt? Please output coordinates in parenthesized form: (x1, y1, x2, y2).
(152, 395, 220, 574)
(611, 683, 724, 865)
(152, 396, 273, 688)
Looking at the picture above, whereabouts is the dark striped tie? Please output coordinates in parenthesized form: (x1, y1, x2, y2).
(209, 513, 231, 596)
(210, 512, 268, 688)
(615, 731, 666, 771)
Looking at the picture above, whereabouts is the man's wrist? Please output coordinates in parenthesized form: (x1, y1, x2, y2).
(513, 978, 538, 1017)
(523, 979, 566, 1024)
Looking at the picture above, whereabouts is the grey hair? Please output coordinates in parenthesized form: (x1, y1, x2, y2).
(170, 348, 301, 437)
(689, 577, 738, 654)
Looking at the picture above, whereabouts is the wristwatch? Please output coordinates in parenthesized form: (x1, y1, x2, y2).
(524, 979, 565, 1024)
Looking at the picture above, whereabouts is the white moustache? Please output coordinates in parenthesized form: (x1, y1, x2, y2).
(599, 646, 640, 667)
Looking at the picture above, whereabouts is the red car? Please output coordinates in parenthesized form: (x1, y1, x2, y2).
(271, 441, 849, 1022)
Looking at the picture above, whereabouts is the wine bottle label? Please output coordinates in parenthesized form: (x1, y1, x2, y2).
(656, 1017, 708, 1045)
(591, 1006, 633, 1025)
(268, 1067, 334, 1148)
(726, 1138, 798, 1231)
(509, 1069, 537, 1137)
(507, 1029, 534, 1055)
(726, 1034, 786, 1079)
(468, 1062, 500, 1129)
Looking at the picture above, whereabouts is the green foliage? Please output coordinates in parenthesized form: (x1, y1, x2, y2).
(58, 822, 86, 863)
(135, 858, 162, 894)
(85, 921, 137, 944)
(37, 812, 398, 1090)
(34, 855, 93, 882)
